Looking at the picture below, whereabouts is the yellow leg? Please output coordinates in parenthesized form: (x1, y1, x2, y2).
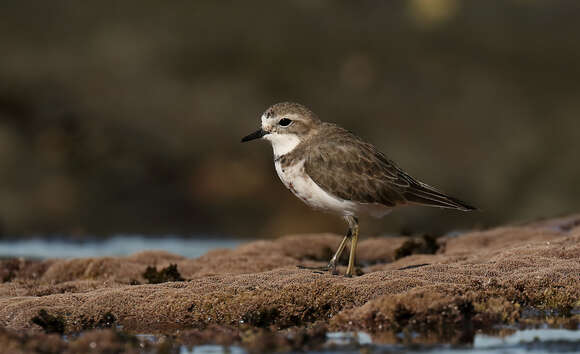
(297, 227, 350, 273)
(327, 233, 349, 274)
(297, 216, 358, 275)
(345, 216, 359, 277)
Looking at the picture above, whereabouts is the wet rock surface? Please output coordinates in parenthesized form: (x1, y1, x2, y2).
(0, 215, 579, 352)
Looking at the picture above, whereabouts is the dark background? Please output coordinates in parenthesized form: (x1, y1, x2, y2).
(0, 0, 578, 239)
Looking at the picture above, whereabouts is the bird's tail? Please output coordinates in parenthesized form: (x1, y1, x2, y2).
(403, 182, 477, 211)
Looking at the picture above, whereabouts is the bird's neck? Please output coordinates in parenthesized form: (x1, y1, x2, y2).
(265, 133, 302, 159)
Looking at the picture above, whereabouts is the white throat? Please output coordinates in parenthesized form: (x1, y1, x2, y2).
(264, 133, 301, 158)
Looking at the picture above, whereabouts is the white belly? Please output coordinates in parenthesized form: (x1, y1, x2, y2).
(274, 159, 392, 217)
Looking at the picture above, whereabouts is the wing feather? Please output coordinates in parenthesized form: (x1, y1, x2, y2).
(302, 123, 476, 211)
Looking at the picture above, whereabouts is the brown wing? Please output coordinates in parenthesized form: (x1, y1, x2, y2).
(303, 124, 476, 211)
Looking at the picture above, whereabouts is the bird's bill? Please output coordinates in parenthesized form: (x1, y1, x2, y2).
(241, 128, 268, 142)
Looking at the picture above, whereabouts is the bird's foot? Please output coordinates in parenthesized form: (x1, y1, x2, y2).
(296, 264, 330, 271)
(344, 267, 364, 278)
(297, 262, 339, 275)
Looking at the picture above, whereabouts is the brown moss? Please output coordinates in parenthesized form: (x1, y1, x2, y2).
(394, 234, 440, 260)
(143, 264, 185, 284)
(0, 327, 154, 354)
(1, 259, 20, 282)
(30, 310, 66, 334)
(30, 309, 65, 334)
(0, 327, 66, 354)
(178, 325, 241, 346)
(66, 330, 147, 354)
(0, 216, 578, 342)
(80, 312, 117, 330)
(0, 258, 50, 283)
(241, 324, 327, 353)
(330, 289, 525, 344)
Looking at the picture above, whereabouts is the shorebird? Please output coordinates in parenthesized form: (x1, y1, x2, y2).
(241, 102, 476, 277)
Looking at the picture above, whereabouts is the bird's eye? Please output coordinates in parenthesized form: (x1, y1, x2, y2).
(279, 118, 292, 127)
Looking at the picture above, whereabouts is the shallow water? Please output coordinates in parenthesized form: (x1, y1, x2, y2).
(0, 236, 244, 259)
(144, 329, 580, 353)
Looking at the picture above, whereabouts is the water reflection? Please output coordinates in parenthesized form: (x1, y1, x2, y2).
(137, 329, 580, 354)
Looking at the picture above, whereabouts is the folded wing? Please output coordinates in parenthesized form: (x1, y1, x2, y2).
(303, 124, 476, 211)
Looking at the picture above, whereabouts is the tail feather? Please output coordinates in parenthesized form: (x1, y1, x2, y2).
(404, 183, 477, 211)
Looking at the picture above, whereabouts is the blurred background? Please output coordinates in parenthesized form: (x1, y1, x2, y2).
(0, 0, 579, 240)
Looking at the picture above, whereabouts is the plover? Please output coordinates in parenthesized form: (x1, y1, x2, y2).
(242, 102, 476, 277)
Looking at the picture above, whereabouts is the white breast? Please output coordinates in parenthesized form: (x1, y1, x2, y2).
(274, 159, 392, 218)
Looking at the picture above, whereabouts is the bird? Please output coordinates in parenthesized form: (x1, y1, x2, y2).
(241, 102, 476, 277)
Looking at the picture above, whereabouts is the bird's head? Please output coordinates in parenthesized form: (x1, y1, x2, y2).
(241, 102, 321, 157)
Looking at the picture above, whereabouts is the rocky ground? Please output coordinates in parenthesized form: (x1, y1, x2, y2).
(0, 215, 579, 353)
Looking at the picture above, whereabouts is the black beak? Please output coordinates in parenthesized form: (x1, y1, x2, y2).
(241, 129, 267, 142)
